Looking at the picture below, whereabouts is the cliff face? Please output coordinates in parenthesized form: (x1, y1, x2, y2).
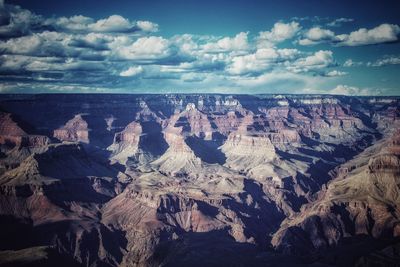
(220, 113, 277, 180)
(271, 130, 400, 262)
(0, 112, 49, 147)
(0, 94, 399, 267)
(54, 114, 90, 143)
(0, 111, 50, 174)
(150, 111, 203, 177)
(108, 122, 142, 165)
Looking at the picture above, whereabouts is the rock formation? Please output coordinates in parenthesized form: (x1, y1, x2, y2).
(0, 94, 399, 266)
(272, 131, 400, 264)
(151, 112, 202, 176)
(54, 114, 89, 143)
(108, 122, 142, 165)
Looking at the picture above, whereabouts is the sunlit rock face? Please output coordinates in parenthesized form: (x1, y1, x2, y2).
(108, 121, 142, 165)
(272, 130, 400, 256)
(54, 114, 90, 143)
(0, 94, 399, 267)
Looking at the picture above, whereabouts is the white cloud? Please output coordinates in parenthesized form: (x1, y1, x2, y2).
(337, 23, 400, 46)
(25, 57, 105, 72)
(0, 54, 41, 72)
(299, 27, 336, 45)
(325, 70, 347, 77)
(90, 15, 134, 32)
(258, 21, 300, 46)
(0, 2, 396, 94)
(305, 27, 335, 40)
(112, 36, 171, 60)
(0, 82, 112, 93)
(233, 70, 325, 93)
(227, 48, 301, 75)
(343, 59, 353, 67)
(120, 66, 143, 77)
(298, 23, 400, 47)
(277, 48, 301, 60)
(0, 5, 43, 37)
(136, 20, 158, 32)
(228, 53, 266, 75)
(0, 31, 85, 58)
(329, 84, 374, 96)
(203, 32, 249, 52)
(171, 34, 199, 56)
(47, 15, 94, 31)
(327, 18, 354, 27)
(72, 32, 112, 49)
(46, 14, 158, 33)
(0, 34, 42, 54)
(367, 56, 400, 67)
(288, 50, 334, 72)
(343, 59, 364, 67)
(0, 54, 106, 73)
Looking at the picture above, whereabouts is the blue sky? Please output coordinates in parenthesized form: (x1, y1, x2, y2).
(1, 0, 400, 95)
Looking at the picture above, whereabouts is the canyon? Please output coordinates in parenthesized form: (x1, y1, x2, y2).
(0, 94, 399, 266)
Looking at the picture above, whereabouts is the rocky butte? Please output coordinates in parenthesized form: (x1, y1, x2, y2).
(0, 94, 399, 267)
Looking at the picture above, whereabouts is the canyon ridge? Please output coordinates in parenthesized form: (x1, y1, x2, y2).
(0, 94, 399, 267)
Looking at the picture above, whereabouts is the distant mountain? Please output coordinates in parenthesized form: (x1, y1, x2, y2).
(0, 94, 399, 266)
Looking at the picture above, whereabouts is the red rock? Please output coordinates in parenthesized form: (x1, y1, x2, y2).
(53, 114, 89, 143)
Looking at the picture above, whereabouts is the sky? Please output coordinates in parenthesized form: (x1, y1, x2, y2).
(0, 0, 400, 95)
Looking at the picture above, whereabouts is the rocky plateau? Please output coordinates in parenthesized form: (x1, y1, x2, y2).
(0, 94, 399, 267)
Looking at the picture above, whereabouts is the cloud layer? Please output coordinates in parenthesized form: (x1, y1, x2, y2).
(299, 23, 400, 46)
(0, 2, 399, 95)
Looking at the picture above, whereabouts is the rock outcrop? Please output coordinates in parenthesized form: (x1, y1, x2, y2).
(151, 113, 202, 176)
(0, 112, 50, 148)
(221, 114, 279, 181)
(108, 122, 142, 165)
(54, 114, 89, 143)
(0, 94, 399, 267)
(272, 131, 400, 261)
(181, 103, 213, 140)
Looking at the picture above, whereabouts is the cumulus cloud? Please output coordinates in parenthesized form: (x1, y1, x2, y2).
(258, 22, 300, 46)
(160, 58, 225, 74)
(228, 54, 267, 75)
(120, 66, 143, 77)
(112, 36, 171, 61)
(299, 24, 400, 46)
(46, 15, 94, 32)
(47, 15, 159, 33)
(326, 18, 354, 27)
(203, 32, 249, 52)
(0, 82, 112, 93)
(227, 48, 301, 75)
(233, 70, 326, 94)
(0, 54, 106, 75)
(69, 32, 111, 51)
(136, 21, 159, 32)
(0, 4, 43, 37)
(0, 34, 42, 54)
(90, 15, 134, 32)
(343, 59, 364, 67)
(325, 70, 347, 77)
(0, 31, 112, 60)
(367, 56, 400, 67)
(288, 50, 334, 73)
(0, 3, 158, 35)
(329, 84, 375, 96)
(337, 23, 400, 46)
(299, 27, 336, 45)
(0, 2, 396, 94)
(25, 57, 106, 72)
